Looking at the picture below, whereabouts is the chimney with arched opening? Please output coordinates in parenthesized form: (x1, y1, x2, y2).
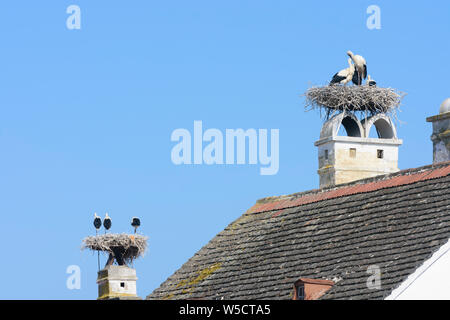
(314, 112, 403, 188)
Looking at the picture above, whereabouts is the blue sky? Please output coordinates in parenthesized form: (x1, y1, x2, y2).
(0, 1, 449, 299)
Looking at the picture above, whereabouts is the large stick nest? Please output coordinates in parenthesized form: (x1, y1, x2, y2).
(82, 233, 148, 264)
(304, 85, 406, 117)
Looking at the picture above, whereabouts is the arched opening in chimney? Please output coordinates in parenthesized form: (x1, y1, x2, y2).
(338, 116, 362, 137)
(368, 118, 395, 139)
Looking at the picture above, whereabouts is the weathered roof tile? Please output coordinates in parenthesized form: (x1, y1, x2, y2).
(148, 161, 450, 300)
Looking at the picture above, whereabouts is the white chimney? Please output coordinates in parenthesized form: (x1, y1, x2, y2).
(97, 265, 140, 300)
(315, 112, 402, 188)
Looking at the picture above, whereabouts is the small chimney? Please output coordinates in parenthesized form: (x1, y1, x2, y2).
(315, 112, 402, 188)
(97, 265, 140, 300)
(426, 98, 450, 164)
(82, 232, 147, 300)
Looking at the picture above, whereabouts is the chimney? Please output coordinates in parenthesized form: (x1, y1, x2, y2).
(315, 112, 402, 188)
(426, 98, 450, 164)
(82, 232, 147, 300)
(97, 265, 140, 300)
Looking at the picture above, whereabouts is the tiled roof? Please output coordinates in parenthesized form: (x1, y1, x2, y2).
(147, 161, 450, 300)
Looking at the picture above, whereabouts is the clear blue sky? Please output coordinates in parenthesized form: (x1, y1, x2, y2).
(0, 1, 449, 299)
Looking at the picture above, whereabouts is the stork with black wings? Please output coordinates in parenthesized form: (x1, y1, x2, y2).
(103, 213, 112, 234)
(93, 213, 102, 270)
(93, 213, 102, 234)
(329, 58, 355, 86)
(131, 217, 141, 234)
(366, 75, 377, 87)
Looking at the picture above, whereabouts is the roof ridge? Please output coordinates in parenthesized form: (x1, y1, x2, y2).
(149, 161, 450, 300)
(252, 161, 450, 212)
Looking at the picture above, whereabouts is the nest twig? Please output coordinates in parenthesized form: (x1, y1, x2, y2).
(304, 85, 406, 119)
(82, 233, 148, 265)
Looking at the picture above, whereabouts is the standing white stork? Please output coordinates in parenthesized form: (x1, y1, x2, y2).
(103, 213, 112, 233)
(131, 217, 141, 234)
(93, 212, 102, 270)
(347, 51, 367, 85)
(329, 58, 355, 85)
(93, 213, 102, 234)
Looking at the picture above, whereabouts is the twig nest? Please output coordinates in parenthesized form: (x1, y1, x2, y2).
(304, 85, 405, 115)
(82, 233, 148, 264)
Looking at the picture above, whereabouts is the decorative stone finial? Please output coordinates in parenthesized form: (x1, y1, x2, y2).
(440, 98, 450, 114)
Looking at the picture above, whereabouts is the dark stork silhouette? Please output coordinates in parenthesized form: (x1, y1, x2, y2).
(103, 213, 111, 233)
(93, 212, 102, 270)
(93, 213, 102, 234)
(131, 217, 141, 234)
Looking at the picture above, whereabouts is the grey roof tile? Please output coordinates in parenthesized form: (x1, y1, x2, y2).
(147, 162, 450, 300)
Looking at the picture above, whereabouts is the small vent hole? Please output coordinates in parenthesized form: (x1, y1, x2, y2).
(377, 150, 384, 159)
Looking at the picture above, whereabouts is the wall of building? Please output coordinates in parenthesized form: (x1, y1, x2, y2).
(386, 239, 450, 300)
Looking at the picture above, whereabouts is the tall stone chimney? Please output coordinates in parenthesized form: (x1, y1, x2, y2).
(426, 98, 450, 164)
(315, 112, 402, 188)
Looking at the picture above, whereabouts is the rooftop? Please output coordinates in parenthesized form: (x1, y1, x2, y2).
(148, 161, 450, 300)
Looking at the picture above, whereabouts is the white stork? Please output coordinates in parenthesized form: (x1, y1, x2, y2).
(366, 75, 377, 87)
(93, 212, 102, 270)
(329, 58, 355, 85)
(103, 213, 112, 233)
(93, 213, 102, 234)
(131, 217, 141, 234)
(347, 51, 367, 85)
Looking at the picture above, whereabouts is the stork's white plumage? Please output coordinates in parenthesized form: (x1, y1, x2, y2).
(330, 58, 355, 85)
(366, 75, 377, 87)
(347, 51, 367, 85)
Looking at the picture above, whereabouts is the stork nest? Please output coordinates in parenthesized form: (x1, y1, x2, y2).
(82, 233, 148, 264)
(304, 85, 406, 118)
